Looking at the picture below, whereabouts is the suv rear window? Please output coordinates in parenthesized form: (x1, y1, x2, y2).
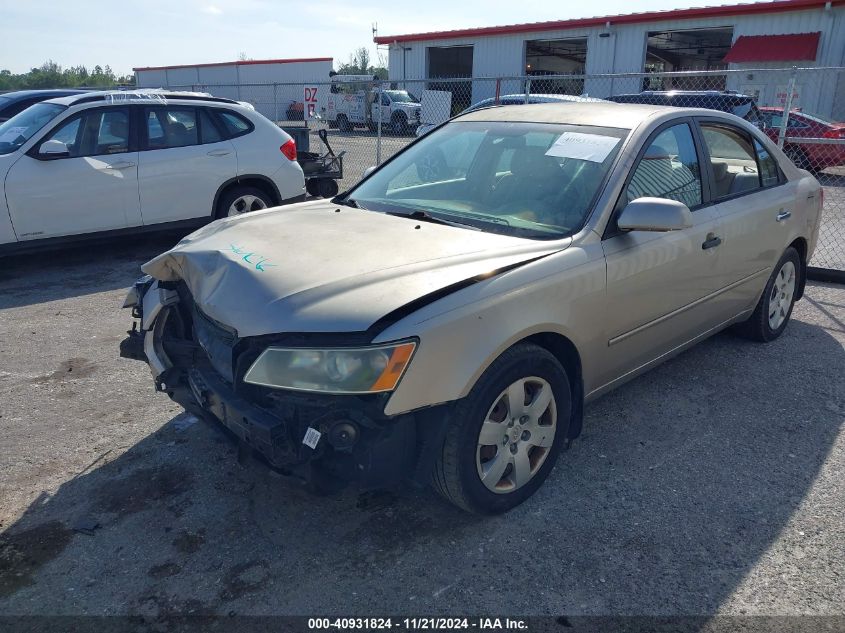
(215, 110, 252, 138)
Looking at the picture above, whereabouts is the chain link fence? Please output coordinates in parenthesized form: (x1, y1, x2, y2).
(169, 66, 845, 278)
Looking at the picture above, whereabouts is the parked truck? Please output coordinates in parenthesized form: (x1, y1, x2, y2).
(319, 73, 421, 134)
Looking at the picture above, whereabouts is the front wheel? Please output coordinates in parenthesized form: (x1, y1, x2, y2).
(391, 112, 408, 135)
(432, 343, 571, 514)
(736, 247, 800, 342)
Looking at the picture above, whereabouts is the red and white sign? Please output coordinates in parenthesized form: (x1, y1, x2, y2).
(304, 86, 319, 120)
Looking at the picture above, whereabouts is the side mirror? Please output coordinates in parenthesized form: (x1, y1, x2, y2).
(363, 165, 377, 178)
(617, 197, 692, 232)
(38, 139, 70, 159)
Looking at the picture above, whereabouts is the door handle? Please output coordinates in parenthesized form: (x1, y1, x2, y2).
(702, 233, 722, 250)
(103, 161, 136, 170)
(207, 150, 231, 157)
(776, 210, 792, 222)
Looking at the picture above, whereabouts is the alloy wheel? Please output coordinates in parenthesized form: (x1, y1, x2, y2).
(228, 195, 268, 217)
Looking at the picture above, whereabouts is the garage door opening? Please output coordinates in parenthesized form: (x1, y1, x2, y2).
(427, 45, 474, 111)
(525, 38, 587, 95)
(644, 27, 733, 90)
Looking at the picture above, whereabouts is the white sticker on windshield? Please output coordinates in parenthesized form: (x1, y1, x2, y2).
(545, 132, 620, 163)
(0, 127, 27, 143)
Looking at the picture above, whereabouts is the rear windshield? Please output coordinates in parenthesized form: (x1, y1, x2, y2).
(0, 102, 66, 155)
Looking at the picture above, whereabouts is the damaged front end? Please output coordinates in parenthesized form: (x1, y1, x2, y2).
(120, 279, 443, 491)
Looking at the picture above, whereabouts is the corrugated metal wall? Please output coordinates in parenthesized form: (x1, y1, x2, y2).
(384, 5, 845, 112)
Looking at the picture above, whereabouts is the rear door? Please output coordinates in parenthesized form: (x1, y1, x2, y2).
(5, 106, 141, 239)
(599, 120, 729, 388)
(696, 119, 796, 314)
(137, 105, 237, 225)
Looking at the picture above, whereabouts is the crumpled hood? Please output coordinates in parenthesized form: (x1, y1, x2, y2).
(142, 200, 568, 337)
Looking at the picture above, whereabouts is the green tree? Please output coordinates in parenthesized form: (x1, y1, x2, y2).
(337, 47, 387, 79)
(0, 60, 134, 90)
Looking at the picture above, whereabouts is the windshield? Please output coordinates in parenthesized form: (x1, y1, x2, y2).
(346, 121, 628, 239)
(0, 102, 66, 155)
(385, 90, 418, 103)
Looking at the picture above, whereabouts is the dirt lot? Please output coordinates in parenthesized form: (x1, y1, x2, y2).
(0, 233, 843, 623)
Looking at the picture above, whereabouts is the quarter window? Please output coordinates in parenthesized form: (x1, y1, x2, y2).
(700, 124, 762, 199)
(216, 110, 252, 138)
(754, 139, 780, 187)
(626, 123, 702, 209)
(146, 107, 198, 149)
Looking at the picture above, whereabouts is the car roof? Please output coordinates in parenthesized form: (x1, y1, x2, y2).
(456, 101, 667, 128)
(44, 89, 238, 107)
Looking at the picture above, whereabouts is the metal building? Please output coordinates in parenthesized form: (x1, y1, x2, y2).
(133, 57, 334, 120)
(375, 0, 845, 115)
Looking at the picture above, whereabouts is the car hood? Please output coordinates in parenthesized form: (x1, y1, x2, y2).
(142, 200, 569, 337)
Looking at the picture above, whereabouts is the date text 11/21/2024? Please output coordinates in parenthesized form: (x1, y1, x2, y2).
(307, 618, 529, 630)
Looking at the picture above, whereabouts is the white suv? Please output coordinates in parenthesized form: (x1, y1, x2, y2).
(0, 90, 305, 251)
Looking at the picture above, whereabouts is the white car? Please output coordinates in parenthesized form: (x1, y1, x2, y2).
(0, 90, 305, 251)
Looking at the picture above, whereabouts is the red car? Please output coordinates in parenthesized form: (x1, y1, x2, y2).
(760, 107, 845, 172)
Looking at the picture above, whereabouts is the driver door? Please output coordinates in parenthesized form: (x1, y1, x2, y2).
(5, 106, 141, 240)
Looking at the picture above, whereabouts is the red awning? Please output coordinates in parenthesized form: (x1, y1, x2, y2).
(724, 32, 821, 63)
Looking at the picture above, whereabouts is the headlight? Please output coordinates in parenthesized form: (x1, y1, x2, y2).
(242, 341, 417, 394)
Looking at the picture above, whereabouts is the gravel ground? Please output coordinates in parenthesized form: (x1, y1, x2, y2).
(0, 234, 843, 623)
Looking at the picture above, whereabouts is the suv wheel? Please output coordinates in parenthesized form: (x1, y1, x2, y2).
(432, 343, 571, 514)
(217, 186, 272, 218)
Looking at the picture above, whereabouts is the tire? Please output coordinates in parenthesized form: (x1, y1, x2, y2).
(736, 247, 801, 342)
(336, 114, 351, 133)
(216, 185, 272, 219)
(306, 179, 320, 197)
(317, 179, 339, 198)
(432, 343, 571, 514)
(391, 112, 408, 135)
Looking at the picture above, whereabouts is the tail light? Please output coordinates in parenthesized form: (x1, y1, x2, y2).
(821, 129, 845, 139)
(280, 139, 297, 161)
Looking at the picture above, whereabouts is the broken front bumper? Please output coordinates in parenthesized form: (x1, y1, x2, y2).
(119, 279, 448, 489)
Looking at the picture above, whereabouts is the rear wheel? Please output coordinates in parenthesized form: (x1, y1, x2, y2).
(306, 179, 320, 197)
(736, 247, 800, 342)
(216, 186, 272, 218)
(432, 343, 571, 514)
(336, 114, 351, 133)
(391, 112, 408, 135)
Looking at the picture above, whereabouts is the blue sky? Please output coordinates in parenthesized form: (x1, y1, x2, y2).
(1, 0, 746, 75)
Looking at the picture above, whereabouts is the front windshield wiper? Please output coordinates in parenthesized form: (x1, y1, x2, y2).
(384, 209, 481, 231)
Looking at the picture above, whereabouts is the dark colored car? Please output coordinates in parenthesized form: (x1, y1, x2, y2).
(607, 90, 763, 126)
(759, 107, 845, 172)
(0, 89, 89, 123)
